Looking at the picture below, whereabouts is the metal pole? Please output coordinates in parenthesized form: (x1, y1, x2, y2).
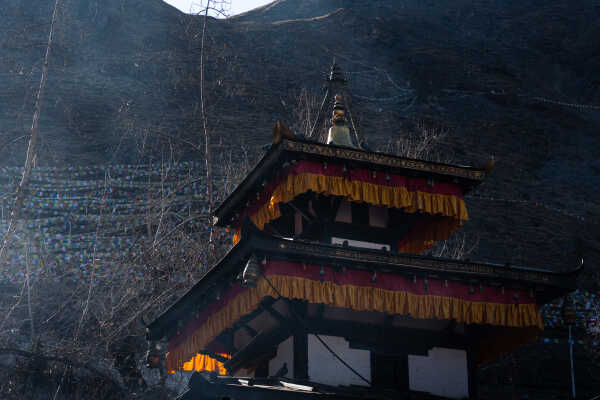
(569, 325, 576, 398)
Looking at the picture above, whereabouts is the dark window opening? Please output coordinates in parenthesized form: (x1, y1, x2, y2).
(351, 202, 369, 226)
(372, 353, 409, 391)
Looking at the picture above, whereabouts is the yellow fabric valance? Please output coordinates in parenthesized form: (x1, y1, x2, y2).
(166, 266, 542, 372)
(232, 170, 469, 254)
(251, 172, 469, 231)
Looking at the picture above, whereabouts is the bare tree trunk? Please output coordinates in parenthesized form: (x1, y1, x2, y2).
(0, 0, 61, 265)
(200, 2, 215, 256)
(25, 247, 35, 343)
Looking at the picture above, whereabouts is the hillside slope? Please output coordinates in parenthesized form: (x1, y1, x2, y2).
(2, 0, 600, 395)
(3, 0, 598, 272)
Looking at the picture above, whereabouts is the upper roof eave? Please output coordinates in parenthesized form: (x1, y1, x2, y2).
(214, 138, 490, 227)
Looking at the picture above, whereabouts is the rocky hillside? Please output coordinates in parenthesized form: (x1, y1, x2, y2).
(1, 0, 600, 395)
(3, 0, 599, 273)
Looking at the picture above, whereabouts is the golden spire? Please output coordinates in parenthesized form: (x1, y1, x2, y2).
(326, 95, 355, 148)
(330, 95, 347, 124)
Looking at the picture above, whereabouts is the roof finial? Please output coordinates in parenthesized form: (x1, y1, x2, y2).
(309, 59, 363, 148)
(326, 94, 355, 148)
(329, 59, 346, 86)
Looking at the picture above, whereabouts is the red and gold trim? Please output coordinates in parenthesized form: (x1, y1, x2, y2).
(166, 261, 542, 372)
(231, 161, 468, 253)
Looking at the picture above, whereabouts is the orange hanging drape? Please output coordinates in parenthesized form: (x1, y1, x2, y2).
(166, 261, 542, 372)
(176, 352, 230, 375)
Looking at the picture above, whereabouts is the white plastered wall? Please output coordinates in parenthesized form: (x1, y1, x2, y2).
(268, 336, 294, 379)
(408, 347, 469, 399)
(307, 334, 370, 387)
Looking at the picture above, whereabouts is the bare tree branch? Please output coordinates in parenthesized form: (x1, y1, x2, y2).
(0, 0, 61, 266)
(200, 2, 214, 252)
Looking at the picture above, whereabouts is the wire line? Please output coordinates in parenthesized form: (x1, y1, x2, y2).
(259, 270, 373, 387)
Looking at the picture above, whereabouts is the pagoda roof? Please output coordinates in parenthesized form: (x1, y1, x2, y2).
(147, 220, 580, 342)
(213, 137, 489, 227)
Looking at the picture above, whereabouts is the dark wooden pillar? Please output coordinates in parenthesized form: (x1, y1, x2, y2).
(293, 329, 309, 380)
(291, 300, 309, 380)
(467, 328, 480, 399)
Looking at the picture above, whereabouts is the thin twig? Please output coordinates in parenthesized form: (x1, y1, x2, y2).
(0, 280, 27, 335)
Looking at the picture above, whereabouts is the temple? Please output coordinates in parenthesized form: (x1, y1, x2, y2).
(146, 63, 580, 399)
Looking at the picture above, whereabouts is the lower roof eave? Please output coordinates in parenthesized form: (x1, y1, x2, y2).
(147, 219, 581, 341)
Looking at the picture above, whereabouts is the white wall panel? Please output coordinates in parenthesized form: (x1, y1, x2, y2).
(307, 334, 370, 387)
(408, 347, 468, 399)
(268, 336, 294, 379)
